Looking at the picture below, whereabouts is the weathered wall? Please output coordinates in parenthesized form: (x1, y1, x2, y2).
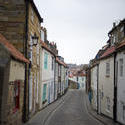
(99, 56, 114, 118)
(116, 51, 125, 124)
(91, 66, 97, 110)
(0, 0, 26, 53)
(41, 48, 55, 106)
(28, 2, 41, 116)
(6, 59, 25, 125)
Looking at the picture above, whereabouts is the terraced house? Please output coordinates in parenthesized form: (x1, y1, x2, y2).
(0, 0, 43, 121)
(87, 18, 125, 125)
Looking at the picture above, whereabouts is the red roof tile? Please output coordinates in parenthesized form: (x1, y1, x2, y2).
(100, 46, 115, 58)
(0, 34, 29, 63)
(56, 57, 67, 67)
(41, 40, 55, 56)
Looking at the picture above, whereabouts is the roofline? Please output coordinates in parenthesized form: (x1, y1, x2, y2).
(108, 18, 125, 34)
(41, 40, 56, 56)
(29, 0, 43, 23)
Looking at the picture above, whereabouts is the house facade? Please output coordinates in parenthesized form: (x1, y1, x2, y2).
(0, 0, 43, 121)
(108, 19, 125, 124)
(0, 34, 29, 125)
(98, 50, 115, 118)
(90, 65, 98, 110)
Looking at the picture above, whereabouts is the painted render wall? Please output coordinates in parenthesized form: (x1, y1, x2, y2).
(116, 51, 125, 124)
(91, 66, 97, 110)
(77, 76, 86, 89)
(61, 65, 65, 95)
(41, 49, 55, 107)
(99, 56, 114, 118)
(55, 62, 59, 100)
(7, 60, 25, 125)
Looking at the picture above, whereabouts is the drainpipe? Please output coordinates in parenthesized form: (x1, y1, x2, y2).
(23, 0, 29, 122)
(97, 64, 99, 114)
(54, 57, 56, 100)
(113, 52, 117, 121)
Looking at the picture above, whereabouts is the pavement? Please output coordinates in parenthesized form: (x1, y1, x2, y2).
(24, 89, 119, 125)
(24, 91, 70, 125)
(85, 91, 120, 125)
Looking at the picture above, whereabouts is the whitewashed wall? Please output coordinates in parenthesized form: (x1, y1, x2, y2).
(99, 56, 114, 118)
(41, 48, 55, 106)
(116, 51, 125, 124)
(91, 65, 97, 110)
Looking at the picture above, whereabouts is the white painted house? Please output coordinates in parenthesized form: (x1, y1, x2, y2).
(91, 65, 98, 110)
(41, 42, 55, 107)
(116, 48, 125, 124)
(98, 46, 115, 118)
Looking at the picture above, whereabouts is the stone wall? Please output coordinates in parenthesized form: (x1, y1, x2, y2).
(0, 0, 26, 53)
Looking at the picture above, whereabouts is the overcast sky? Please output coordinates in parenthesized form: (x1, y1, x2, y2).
(34, 0, 125, 64)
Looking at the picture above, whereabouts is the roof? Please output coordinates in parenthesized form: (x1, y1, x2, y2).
(41, 41, 55, 56)
(108, 19, 125, 34)
(56, 57, 67, 67)
(0, 34, 29, 63)
(100, 46, 115, 59)
(29, 0, 43, 23)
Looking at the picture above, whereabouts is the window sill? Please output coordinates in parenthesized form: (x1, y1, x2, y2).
(106, 75, 110, 77)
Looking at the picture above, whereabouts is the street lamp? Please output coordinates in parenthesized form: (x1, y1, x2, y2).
(32, 33, 38, 46)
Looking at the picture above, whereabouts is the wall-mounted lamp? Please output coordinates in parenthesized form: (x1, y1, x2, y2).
(32, 33, 38, 46)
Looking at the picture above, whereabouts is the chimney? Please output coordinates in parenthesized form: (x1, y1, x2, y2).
(113, 22, 116, 28)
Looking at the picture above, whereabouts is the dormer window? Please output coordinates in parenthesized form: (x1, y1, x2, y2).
(120, 26, 124, 39)
(31, 9, 34, 23)
(41, 30, 44, 42)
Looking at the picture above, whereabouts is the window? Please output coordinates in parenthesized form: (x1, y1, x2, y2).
(44, 52, 48, 69)
(37, 45, 39, 65)
(42, 84, 47, 101)
(51, 57, 54, 70)
(106, 97, 110, 111)
(82, 77, 84, 81)
(41, 30, 44, 42)
(106, 62, 110, 76)
(13, 81, 20, 112)
(120, 26, 124, 39)
(119, 58, 123, 77)
(31, 9, 34, 22)
(59, 65, 61, 76)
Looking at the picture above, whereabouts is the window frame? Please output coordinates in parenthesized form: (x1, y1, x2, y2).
(119, 58, 123, 77)
(44, 52, 48, 69)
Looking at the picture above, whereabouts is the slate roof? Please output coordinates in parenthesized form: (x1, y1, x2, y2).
(0, 34, 29, 63)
